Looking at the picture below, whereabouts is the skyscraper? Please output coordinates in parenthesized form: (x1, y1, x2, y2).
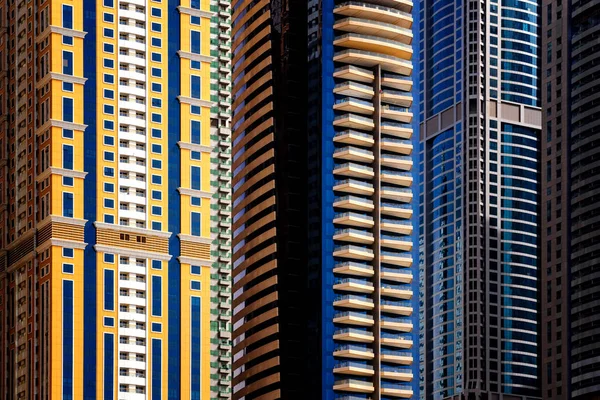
(231, 0, 419, 398)
(0, 0, 227, 398)
(418, 0, 542, 397)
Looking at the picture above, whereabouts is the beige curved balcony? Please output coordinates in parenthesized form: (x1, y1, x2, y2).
(333, 379, 375, 393)
(381, 203, 413, 218)
(334, 179, 375, 196)
(334, 195, 375, 212)
(333, 362, 375, 377)
(334, 277, 374, 293)
(334, 345, 375, 360)
(334, 129, 375, 147)
(334, 97, 375, 115)
(381, 285, 412, 299)
(334, 17, 413, 44)
(380, 318, 413, 331)
(334, 295, 375, 310)
(334, 49, 412, 75)
(382, 105, 413, 123)
(380, 251, 413, 267)
(334, 2, 413, 28)
(381, 138, 413, 154)
(381, 186, 412, 202)
(381, 122, 412, 138)
(381, 235, 412, 251)
(381, 369, 413, 381)
(381, 155, 412, 170)
(371, 0, 413, 13)
(381, 220, 412, 235)
(382, 387, 413, 398)
(334, 146, 375, 163)
(381, 353, 413, 365)
(381, 90, 413, 107)
(334, 328, 375, 343)
(381, 336, 413, 348)
(381, 269, 413, 283)
(334, 113, 375, 130)
(334, 212, 375, 228)
(334, 162, 374, 179)
(334, 245, 375, 262)
(334, 65, 375, 83)
(334, 261, 374, 277)
(334, 228, 375, 244)
(334, 33, 412, 59)
(382, 74, 413, 91)
(381, 300, 412, 315)
(334, 81, 374, 99)
(381, 171, 413, 186)
(334, 311, 375, 327)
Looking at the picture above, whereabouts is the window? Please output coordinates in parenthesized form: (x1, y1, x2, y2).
(104, 253, 115, 263)
(191, 151, 201, 160)
(191, 212, 201, 236)
(152, 276, 162, 316)
(191, 75, 201, 99)
(152, 260, 162, 270)
(152, 98, 161, 107)
(63, 248, 74, 258)
(151, 52, 162, 62)
(63, 263, 74, 274)
(191, 265, 201, 275)
(152, 83, 162, 92)
(191, 197, 201, 206)
(104, 199, 115, 209)
(104, 105, 114, 115)
(104, 28, 114, 37)
(62, 5, 73, 29)
(152, 190, 162, 200)
(63, 35, 74, 45)
(104, 151, 114, 161)
(151, 67, 161, 77)
(63, 192, 74, 217)
(152, 339, 162, 400)
(151, 323, 162, 332)
(151, 22, 161, 32)
(191, 31, 201, 53)
(63, 145, 74, 170)
(63, 82, 74, 92)
(151, 7, 161, 16)
(151, 113, 162, 123)
(104, 12, 114, 22)
(104, 215, 115, 224)
(63, 98, 74, 122)
(104, 89, 114, 99)
(190, 297, 201, 398)
(191, 105, 201, 114)
(104, 74, 114, 84)
(63, 176, 74, 186)
(151, 206, 162, 215)
(191, 16, 201, 24)
(104, 59, 114, 69)
(104, 136, 114, 146)
(152, 175, 162, 184)
(63, 129, 74, 139)
(104, 182, 115, 192)
(152, 160, 162, 169)
(63, 280, 74, 399)
(63, 51, 73, 75)
(104, 120, 114, 130)
(151, 37, 162, 47)
(104, 269, 115, 310)
(191, 281, 201, 290)
(191, 166, 201, 190)
(152, 222, 162, 231)
(104, 43, 114, 53)
(191, 121, 201, 144)
(152, 129, 162, 138)
(191, 60, 201, 70)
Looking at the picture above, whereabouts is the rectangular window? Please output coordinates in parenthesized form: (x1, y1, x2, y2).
(152, 276, 162, 317)
(63, 263, 74, 274)
(103, 12, 114, 22)
(63, 129, 74, 139)
(152, 221, 162, 231)
(104, 89, 114, 99)
(152, 339, 161, 400)
(191, 265, 201, 275)
(104, 136, 115, 146)
(191, 121, 201, 144)
(151, 22, 161, 32)
(152, 175, 162, 184)
(151, 37, 162, 47)
(63, 98, 74, 122)
(191, 31, 201, 54)
(104, 27, 114, 38)
(104, 120, 114, 130)
(63, 280, 74, 399)
(104, 58, 114, 68)
(104, 199, 115, 209)
(191, 60, 201, 70)
(63, 51, 73, 75)
(151, 67, 162, 77)
(191, 75, 201, 99)
(104, 105, 114, 115)
(104, 333, 114, 400)
(152, 159, 162, 169)
(191, 0, 200, 9)
(63, 192, 74, 217)
(191, 151, 201, 160)
(63, 82, 74, 92)
(151, 7, 162, 17)
(63, 35, 74, 45)
(104, 74, 114, 84)
(62, 5, 73, 29)
(63, 248, 74, 258)
(152, 260, 162, 270)
(191, 166, 201, 190)
(152, 206, 162, 215)
(104, 151, 114, 161)
(152, 83, 162, 92)
(104, 269, 115, 310)
(151, 113, 162, 123)
(152, 129, 162, 138)
(104, 253, 115, 263)
(191, 197, 201, 206)
(191, 281, 201, 290)
(191, 296, 201, 397)
(63, 176, 74, 186)
(152, 190, 162, 200)
(63, 145, 74, 170)
(151, 52, 162, 62)
(104, 43, 114, 53)
(191, 16, 201, 24)
(191, 212, 201, 236)
(152, 98, 162, 108)
(104, 183, 115, 192)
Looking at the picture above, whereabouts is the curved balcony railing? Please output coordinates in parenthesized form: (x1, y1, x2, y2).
(381, 186, 412, 193)
(381, 315, 413, 324)
(381, 267, 413, 276)
(334, 327, 372, 336)
(334, 81, 374, 92)
(381, 154, 412, 161)
(334, 361, 374, 370)
(381, 219, 412, 226)
(381, 299, 412, 307)
(383, 72, 413, 81)
(334, 294, 373, 303)
(335, 1, 413, 20)
(334, 343, 372, 352)
(334, 49, 413, 68)
(334, 114, 375, 125)
(335, 17, 412, 38)
(335, 311, 373, 319)
(381, 349, 413, 357)
(381, 202, 412, 209)
(334, 378, 373, 387)
(335, 33, 413, 52)
(334, 261, 374, 270)
(381, 366, 413, 374)
(381, 382, 413, 390)
(381, 234, 412, 241)
(334, 179, 374, 188)
(334, 228, 374, 237)
(335, 129, 373, 139)
(381, 283, 412, 291)
(335, 96, 374, 107)
(334, 64, 374, 76)
(334, 162, 374, 172)
(335, 195, 374, 205)
(382, 138, 412, 145)
(381, 121, 412, 129)
(380, 331, 412, 340)
(334, 277, 374, 286)
(381, 170, 412, 177)
(381, 251, 412, 258)
(334, 147, 374, 157)
(334, 212, 374, 221)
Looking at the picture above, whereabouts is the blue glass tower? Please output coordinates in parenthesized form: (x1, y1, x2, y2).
(418, 0, 542, 397)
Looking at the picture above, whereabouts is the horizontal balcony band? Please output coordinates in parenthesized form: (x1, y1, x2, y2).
(381, 122, 412, 138)
(334, 1, 413, 28)
(334, 261, 375, 277)
(333, 146, 375, 162)
(334, 65, 375, 83)
(334, 97, 375, 114)
(334, 49, 412, 75)
(334, 179, 375, 196)
(334, 17, 413, 44)
(333, 328, 375, 343)
(334, 129, 375, 146)
(333, 379, 375, 393)
(334, 81, 375, 99)
(334, 294, 375, 310)
(334, 33, 412, 58)
(333, 361, 375, 376)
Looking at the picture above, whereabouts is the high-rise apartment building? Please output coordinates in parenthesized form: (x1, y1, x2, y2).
(231, 0, 419, 398)
(0, 0, 229, 398)
(418, 0, 542, 398)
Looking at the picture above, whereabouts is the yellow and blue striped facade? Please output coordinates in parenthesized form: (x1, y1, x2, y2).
(0, 0, 218, 398)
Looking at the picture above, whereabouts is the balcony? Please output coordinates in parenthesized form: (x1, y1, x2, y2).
(333, 361, 374, 376)
(334, 49, 412, 75)
(334, 228, 374, 244)
(334, 294, 375, 310)
(334, 195, 375, 212)
(381, 350, 413, 365)
(380, 202, 413, 218)
(334, 81, 375, 99)
(380, 250, 413, 267)
(381, 384, 413, 398)
(333, 344, 374, 360)
(334, 261, 374, 277)
(334, 163, 375, 179)
(381, 122, 412, 138)
(382, 104, 413, 123)
(334, 2, 413, 28)
(334, 212, 375, 228)
(334, 245, 375, 262)
(334, 146, 375, 163)
(380, 219, 412, 235)
(334, 130, 375, 147)
(380, 316, 413, 331)
(333, 328, 375, 343)
(380, 267, 413, 283)
(334, 97, 375, 114)
(381, 171, 413, 187)
(381, 367, 413, 381)
(334, 113, 375, 130)
(334, 311, 374, 327)
(333, 65, 374, 83)
(381, 90, 413, 107)
(380, 332, 413, 348)
(333, 379, 375, 394)
(380, 283, 412, 299)
(381, 234, 412, 251)
(382, 73, 413, 91)
(381, 154, 412, 170)
(381, 299, 412, 315)
(334, 179, 375, 196)
(334, 18, 413, 44)
(334, 33, 412, 59)
(333, 277, 375, 293)
(381, 138, 412, 154)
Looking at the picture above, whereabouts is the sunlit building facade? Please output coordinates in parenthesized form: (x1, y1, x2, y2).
(0, 0, 223, 398)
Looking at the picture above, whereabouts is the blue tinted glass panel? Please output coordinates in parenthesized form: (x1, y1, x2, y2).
(191, 121, 201, 144)
(63, 145, 73, 169)
(63, 280, 74, 399)
(104, 269, 114, 311)
(152, 276, 162, 317)
(191, 212, 201, 236)
(191, 31, 201, 53)
(63, 176, 74, 186)
(63, 51, 73, 75)
(191, 297, 201, 398)
(152, 339, 161, 400)
(63, 248, 74, 258)
(104, 333, 114, 400)
(62, 5, 73, 29)
(191, 167, 201, 190)
(63, 193, 74, 217)
(63, 98, 74, 122)
(191, 76, 201, 99)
